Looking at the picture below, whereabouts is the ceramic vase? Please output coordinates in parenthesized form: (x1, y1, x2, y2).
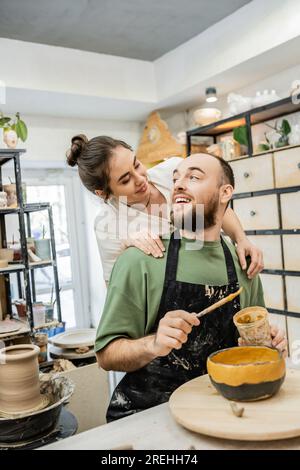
(3, 130, 18, 149)
(0, 344, 42, 414)
(34, 238, 51, 260)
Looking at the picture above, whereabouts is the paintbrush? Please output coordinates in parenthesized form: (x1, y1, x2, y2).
(196, 287, 243, 318)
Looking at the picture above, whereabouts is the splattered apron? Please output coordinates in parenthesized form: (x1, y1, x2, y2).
(106, 231, 240, 422)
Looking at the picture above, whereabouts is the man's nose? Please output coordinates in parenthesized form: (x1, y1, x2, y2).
(174, 178, 186, 190)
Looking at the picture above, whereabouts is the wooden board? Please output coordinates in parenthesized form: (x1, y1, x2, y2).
(136, 112, 183, 165)
(169, 369, 300, 441)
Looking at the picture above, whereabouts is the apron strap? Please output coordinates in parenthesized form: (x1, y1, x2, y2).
(221, 237, 238, 284)
(163, 230, 181, 283)
(163, 231, 238, 285)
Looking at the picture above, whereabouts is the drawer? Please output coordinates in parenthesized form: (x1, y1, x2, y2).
(247, 235, 282, 270)
(286, 276, 300, 313)
(233, 195, 279, 230)
(287, 317, 300, 357)
(230, 154, 274, 194)
(268, 312, 287, 336)
(274, 147, 300, 188)
(283, 235, 300, 271)
(281, 192, 300, 229)
(260, 274, 284, 310)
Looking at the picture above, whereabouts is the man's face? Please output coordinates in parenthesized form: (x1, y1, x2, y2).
(171, 154, 226, 231)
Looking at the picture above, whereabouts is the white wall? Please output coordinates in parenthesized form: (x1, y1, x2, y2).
(15, 114, 141, 162)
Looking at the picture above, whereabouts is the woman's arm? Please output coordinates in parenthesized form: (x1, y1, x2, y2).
(222, 207, 264, 279)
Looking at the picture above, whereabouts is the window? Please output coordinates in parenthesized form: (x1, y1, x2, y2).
(20, 168, 90, 328)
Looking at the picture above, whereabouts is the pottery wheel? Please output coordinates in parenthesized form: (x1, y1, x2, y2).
(169, 368, 300, 441)
(0, 320, 22, 334)
(0, 395, 49, 419)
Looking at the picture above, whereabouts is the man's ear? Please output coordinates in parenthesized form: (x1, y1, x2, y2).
(95, 189, 104, 198)
(220, 184, 234, 206)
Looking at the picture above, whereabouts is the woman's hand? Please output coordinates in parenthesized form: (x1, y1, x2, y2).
(235, 238, 264, 279)
(123, 231, 165, 258)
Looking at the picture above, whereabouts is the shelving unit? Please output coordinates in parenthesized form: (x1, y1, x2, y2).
(0, 148, 61, 335)
(186, 96, 300, 331)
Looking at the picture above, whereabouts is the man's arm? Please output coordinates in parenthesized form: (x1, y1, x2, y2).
(97, 335, 156, 372)
(97, 310, 200, 372)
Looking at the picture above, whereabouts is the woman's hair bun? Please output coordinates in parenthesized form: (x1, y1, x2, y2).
(66, 134, 88, 167)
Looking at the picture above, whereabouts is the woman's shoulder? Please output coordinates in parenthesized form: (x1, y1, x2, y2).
(94, 200, 117, 233)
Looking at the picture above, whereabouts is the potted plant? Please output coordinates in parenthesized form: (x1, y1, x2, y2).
(34, 225, 51, 261)
(0, 112, 28, 148)
(256, 119, 291, 152)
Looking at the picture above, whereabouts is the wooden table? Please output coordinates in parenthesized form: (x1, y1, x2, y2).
(42, 362, 300, 450)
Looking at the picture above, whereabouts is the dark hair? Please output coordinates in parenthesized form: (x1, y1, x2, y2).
(66, 135, 132, 199)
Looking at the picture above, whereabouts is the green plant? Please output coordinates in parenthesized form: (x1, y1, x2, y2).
(42, 225, 47, 239)
(0, 112, 28, 142)
(233, 125, 248, 147)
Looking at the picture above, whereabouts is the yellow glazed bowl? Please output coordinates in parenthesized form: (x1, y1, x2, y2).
(207, 346, 285, 401)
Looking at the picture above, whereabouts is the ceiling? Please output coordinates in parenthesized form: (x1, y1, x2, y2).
(0, 0, 251, 60)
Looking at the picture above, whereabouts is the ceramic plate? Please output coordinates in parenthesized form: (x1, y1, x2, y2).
(49, 345, 95, 359)
(48, 328, 96, 349)
(0, 320, 22, 335)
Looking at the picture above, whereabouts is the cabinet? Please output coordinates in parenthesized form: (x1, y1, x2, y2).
(186, 96, 300, 354)
(0, 148, 62, 340)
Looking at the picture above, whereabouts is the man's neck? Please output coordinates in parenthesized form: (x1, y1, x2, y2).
(180, 221, 222, 242)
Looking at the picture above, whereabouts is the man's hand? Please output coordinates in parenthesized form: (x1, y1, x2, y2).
(149, 310, 200, 357)
(235, 238, 264, 279)
(238, 324, 288, 357)
(270, 324, 288, 357)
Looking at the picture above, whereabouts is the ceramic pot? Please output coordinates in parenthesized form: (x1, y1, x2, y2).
(0, 248, 14, 262)
(0, 191, 7, 209)
(3, 130, 18, 149)
(3, 184, 17, 208)
(233, 306, 272, 347)
(207, 346, 286, 402)
(0, 344, 43, 414)
(193, 108, 222, 126)
(34, 239, 51, 260)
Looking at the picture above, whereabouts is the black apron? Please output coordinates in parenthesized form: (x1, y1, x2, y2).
(106, 231, 240, 422)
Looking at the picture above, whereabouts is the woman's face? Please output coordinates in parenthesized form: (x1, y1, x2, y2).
(106, 145, 150, 205)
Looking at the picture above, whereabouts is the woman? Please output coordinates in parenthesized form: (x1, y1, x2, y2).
(67, 134, 264, 283)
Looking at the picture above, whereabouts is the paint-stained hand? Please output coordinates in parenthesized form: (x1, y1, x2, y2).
(238, 324, 288, 357)
(151, 310, 200, 357)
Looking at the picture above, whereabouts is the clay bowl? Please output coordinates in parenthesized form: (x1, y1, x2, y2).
(0, 375, 74, 443)
(207, 346, 286, 402)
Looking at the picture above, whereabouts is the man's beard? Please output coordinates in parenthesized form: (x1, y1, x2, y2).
(171, 196, 219, 232)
